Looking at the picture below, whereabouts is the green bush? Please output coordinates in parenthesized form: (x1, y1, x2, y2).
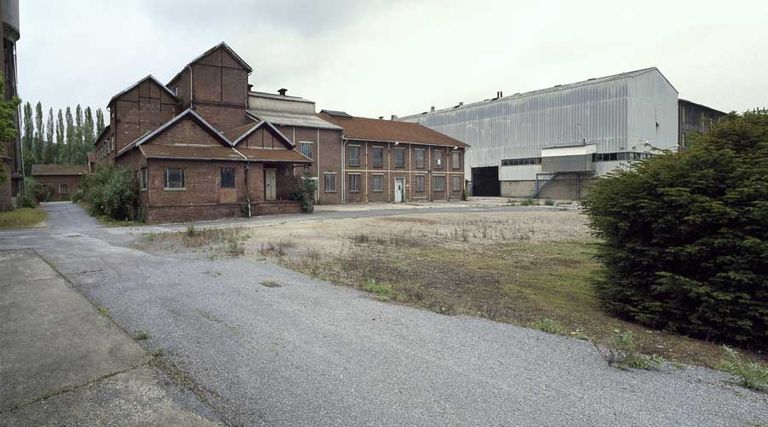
(80, 164, 138, 221)
(22, 176, 45, 207)
(583, 112, 768, 349)
(289, 173, 317, 213)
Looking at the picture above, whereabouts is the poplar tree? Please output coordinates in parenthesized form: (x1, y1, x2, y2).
(55, 109, 65, 164)
(64, 107, 74, 164)
(43, 108, 55, 164)
(34, 102, 44, 164)
(21, 102, 33, 175)
(83, 107, 95, 149)
(96, 108, 105, 136)
(74, 105, 83, 163)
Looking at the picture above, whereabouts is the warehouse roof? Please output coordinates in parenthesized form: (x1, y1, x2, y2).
(318, 111, 468, 148)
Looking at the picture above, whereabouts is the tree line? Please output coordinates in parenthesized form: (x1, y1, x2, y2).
(21, 101, 106, 175)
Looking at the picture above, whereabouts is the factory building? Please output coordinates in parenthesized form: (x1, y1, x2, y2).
(678, 99, 727, 150)
(399, 68, 680, 200)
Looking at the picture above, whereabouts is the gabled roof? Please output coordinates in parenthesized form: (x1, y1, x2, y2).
(233, 146, 312, 163)
(108, 75, 178, 107)
(318, 113, 469, 148)
(247, 110, 342, 131)
(30, 164, 89, 176)
(116, 109, 232, 157)
(231, 120, 296, 148)
(168, 42, 252, 86)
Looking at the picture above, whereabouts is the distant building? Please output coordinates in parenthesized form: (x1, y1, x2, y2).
(0, 0, 20, 210)
(30, 165, 89, 201)
(678, 99, 727, 149)
(400, 68, 680, 200)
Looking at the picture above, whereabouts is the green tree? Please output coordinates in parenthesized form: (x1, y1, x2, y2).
(74, 104, 83, 164)
(95, 108, 105, 136)
(21, 102, 33, 175)
(0, 76, 20, 183)
(583, 111, 768, 349)
(83, 106, 95, 149)
(33, 102, 44, 165)
(55, 109, 65, 164)
(64, 107, 74, 164)
(43, 108, 55, 164)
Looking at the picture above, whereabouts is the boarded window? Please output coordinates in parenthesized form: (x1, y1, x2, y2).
(348, 145, 360, 167)
(324, 173, 336, 192)
(415, 149, 425, 169)
(372, 147, 384, 168)
(433, 151, 443, 169)
(432, 175, 445, 192)
(452, 175, 462, 192)
(415, 175, 425, 192)
(372, 175, 384, 192)
(165, 168, 185, 189)
(394, 148, 405, 168)
(349, 174, 361, 192)
(299, 142, 313, 159)
(452, 152, 461, 169)
(139, 168, 148, 191)
(220, 167, 236, 188)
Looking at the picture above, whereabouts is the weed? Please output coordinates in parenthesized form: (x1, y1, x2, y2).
(97, 306, 110, 318)
(520, 198, 535, 206)
(261, 279, 282, 288)
(594, 329, 663, 370)
(532, 318, 567, 335)
(150, 348, 165, 358)
(133, 330, 149, 340)
(351, 233, 370, 244)
(226, 238, 245, 256)
(361, 279, 398, 301)
(544, 199, 555, 206)
(718, 346, 768, 393)
(260, 240, 295, 257)
(186, 224, 197, 237)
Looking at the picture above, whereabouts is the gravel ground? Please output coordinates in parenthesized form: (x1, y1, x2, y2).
(1, 203, 766, 426)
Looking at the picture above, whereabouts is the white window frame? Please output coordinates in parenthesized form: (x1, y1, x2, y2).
(348, 144, 361, 167)
(324, 172, 337, 193)
(164, 167, 186, 190)
(299, 141, 314, 159)
(348, 173, 361, 193)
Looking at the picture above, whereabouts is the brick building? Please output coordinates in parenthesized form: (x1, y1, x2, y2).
(0, 0, 21, 210)
(30, 164, 88, 201)
(94, 42, 467, 223)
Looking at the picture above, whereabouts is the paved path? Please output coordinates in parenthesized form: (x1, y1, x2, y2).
(1, 203, 766, 426)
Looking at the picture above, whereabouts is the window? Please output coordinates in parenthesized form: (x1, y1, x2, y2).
(372, 147, 384, 168)
(452, 152, 461, 169)
(501, 157, 541, 166)
(299, 141, 313, 159)
(393, 148, 405, 168)
(349, 174, 361, 192)
(415, 175, 425, 192)
(414, 149, 425, 169)
(220, 167, 235, 188)
(433, 175, 445, 192)
(372, 175, 384, 192)
(452, 176, 462, 192)
(139, 168, 148, 191)
(165, 168, 185, 190)
(348, 145, 360, 167)
(433, 150, 443, 169)
(324, 173, 336, 192)
(59, 184, 69, 196)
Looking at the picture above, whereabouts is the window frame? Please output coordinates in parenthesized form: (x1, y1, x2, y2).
(299, 141, 314, 159)
(220, 167, 236, 189)
(393, 148, 405, 168)
(164, 167, 186, 190)
(452, 151, 461, 170)
(139, 167, 148, 191)
(323, 172, 337, 193)
(59, 183, 69, 196)
(372, 174, 384, 192)
(348, 173, 361, 193)
(372, 146, 384, 168)
(433, 150, 444, 169)
(432, 175, 445, 192)
(414, 149, 425, 169)
(348, 145, 361, 167)
(452, 175, 462, 192)
(415, 174, 426, 193)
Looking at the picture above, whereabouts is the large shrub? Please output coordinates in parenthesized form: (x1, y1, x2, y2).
(289, 173, 317, 213)
(21, 176, 44, 207)
(80, 164, 138, 220)
(583, 112, 768, 349)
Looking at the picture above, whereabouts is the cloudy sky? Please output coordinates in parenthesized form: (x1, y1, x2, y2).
(18, 0, 767, 118)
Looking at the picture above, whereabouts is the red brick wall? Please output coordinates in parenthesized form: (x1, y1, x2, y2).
(111, 79, 177, 153)
(34, 175, 83, 201)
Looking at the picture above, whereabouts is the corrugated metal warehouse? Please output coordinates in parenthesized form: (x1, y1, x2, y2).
(399, 68, 679, 199)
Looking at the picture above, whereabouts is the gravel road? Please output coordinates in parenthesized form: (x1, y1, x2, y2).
(1, 202, 766, 426)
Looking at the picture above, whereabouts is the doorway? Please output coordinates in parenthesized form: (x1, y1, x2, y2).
(394, 177, 405, 203)
(265, 168, 276, 201)
(471, 166, 500, 196)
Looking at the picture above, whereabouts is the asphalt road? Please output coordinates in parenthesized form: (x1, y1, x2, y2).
(1, 202, 766, 426)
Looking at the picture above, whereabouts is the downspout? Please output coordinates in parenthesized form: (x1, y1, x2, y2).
(341, 136, 346, 204)
(187, 64, 194, 108)
(245, 161, 252, 217)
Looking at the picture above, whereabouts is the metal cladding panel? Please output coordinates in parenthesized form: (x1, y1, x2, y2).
(402, 68, 678, 179)
(541, 155, 593, 173)
(500, 164, 540, 181)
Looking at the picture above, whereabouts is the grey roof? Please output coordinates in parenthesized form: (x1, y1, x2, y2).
(108, 75, 177, 107)
(320, 109, 353, 118)
(247, 110, 342, 130)
(679, 98, 728, 115)
(248, 91, 313, 104)
(400, 67, 676, 120)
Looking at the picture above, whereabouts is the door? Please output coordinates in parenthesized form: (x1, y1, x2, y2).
(394, 178, 405, 203)
(265, 168, 277, 201)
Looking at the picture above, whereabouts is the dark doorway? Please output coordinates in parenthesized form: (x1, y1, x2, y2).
(471, 166, 500, 196)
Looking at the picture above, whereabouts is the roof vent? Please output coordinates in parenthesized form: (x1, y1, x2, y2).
(454, 102, 464, 109)
(554, 84, 562, 87)
(391, 114, 398, 120)
(278, 88, 287, 96)
(320, 109, 353, 118)
(430, 106, 435, 112)
(378, 116, 384, 120)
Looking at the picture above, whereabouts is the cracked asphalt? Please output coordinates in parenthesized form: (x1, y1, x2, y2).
(1, 202, 766, 426)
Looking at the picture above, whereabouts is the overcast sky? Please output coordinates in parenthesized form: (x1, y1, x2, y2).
(18, 0, 767, 119)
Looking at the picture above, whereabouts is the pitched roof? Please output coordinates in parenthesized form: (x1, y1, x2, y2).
(247, 110, 342, 130)
(231, 120, 296, 148)
(168, 42, 252, 86)
(30, 164, 89, 176)
(318, 113, 469, 148)
(116, 109, 232, 157)
(108, 75, 178, 107)
(234, 147, 312, 163)
(139, 145, 246, 162)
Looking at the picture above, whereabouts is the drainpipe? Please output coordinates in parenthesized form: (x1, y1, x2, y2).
(187, 64, 194, 108)
(245, 161, 252, 217)
(341, 136, 346, 204)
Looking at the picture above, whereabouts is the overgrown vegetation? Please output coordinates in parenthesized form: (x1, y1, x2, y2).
(289, 173, 317, 213)
(0, 76, 20, 184)
(583, 111, 768, 350)
(140, 226, 247, 258)
(594, 329, 664, 370)
(719, 346, 768, 393)
(77, 164, 138, 221)
(0, 207, 47, 228)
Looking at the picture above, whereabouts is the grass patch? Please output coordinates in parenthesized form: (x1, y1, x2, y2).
(719, 346, 768, 392)
(133, 330, 149, 340)
(361, 279, 398, 301)
(594, 329, 664, 370)
(532, 318, 568, 336)
(260, 279, 281, 288)
(0, 207, 47, 228)
(139, 227, 247, 258)
(97, 306, 110, 318)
